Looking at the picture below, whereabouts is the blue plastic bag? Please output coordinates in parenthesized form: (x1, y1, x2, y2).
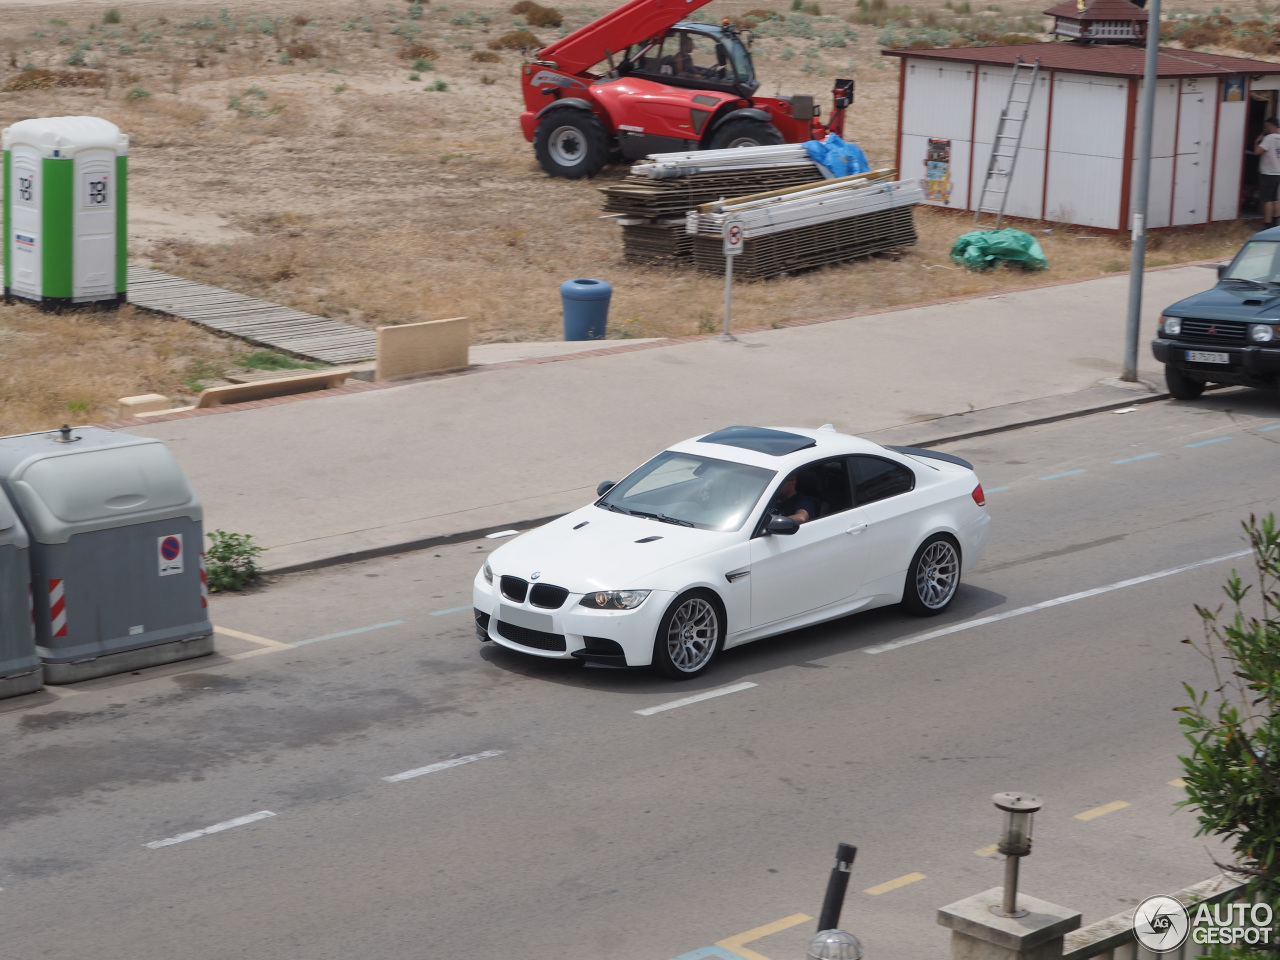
(803, 134, 871, 179)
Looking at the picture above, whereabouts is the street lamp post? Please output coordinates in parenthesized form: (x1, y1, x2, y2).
(1123, 0, 1162, 381)
(991, 791, 1042, 919)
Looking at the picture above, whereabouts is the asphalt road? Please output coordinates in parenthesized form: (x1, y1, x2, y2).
(2, 390, 1278, 960)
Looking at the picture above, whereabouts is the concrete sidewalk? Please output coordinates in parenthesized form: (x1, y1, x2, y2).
(123, 265, 1213, 572)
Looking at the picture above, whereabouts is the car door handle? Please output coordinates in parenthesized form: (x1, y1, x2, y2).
(846, 523, 868, 535)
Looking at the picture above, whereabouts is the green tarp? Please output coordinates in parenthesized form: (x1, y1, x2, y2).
(950, 228, 1049, 272)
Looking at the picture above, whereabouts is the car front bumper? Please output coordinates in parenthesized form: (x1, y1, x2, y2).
(473, 572, 673, 668)
(1152, 338, 1280, 388)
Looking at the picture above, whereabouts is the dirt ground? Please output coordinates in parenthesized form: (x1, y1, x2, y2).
(0, 0, 1271, 433)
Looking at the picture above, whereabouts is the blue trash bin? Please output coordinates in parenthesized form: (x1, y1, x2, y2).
(561, 278, 612, 341)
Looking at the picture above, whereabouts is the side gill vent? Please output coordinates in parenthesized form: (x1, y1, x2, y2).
(573, 521, 589, 530)
(635, 535, 663, 543)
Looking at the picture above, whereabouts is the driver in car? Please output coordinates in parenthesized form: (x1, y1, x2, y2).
(772, 472, 818, 524)
(673, 35, 701, 77)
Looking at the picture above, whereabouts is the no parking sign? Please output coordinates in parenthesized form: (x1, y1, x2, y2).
(158, 534, 184, 577)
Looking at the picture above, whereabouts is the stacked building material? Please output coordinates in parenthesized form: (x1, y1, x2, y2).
(685, 171, 923, 280)
(602, 144, 828, 262)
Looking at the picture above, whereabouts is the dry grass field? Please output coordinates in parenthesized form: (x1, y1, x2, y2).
(0, 0, 1273, 432)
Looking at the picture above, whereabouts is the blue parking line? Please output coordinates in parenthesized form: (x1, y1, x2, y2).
(429, 605, 472, 617)
(293, 620, 405, 647)
(1259, 424, 1280, 432)
(1185, 437, 1232, 448)
(668, 949, 751, 960)
(985, 486, 1010, 493)
(1039, 469, 1087, 481)
(1113, 452, 1162, 464)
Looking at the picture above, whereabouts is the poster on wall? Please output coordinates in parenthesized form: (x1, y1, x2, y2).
(1223, 76, 1244, 102)
(924, 138, 953, 203)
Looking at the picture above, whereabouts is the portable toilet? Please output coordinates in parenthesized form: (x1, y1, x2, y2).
(0, 425, 212, 683)
(0, 492, 41, 700)
(3, 116, 128, 309)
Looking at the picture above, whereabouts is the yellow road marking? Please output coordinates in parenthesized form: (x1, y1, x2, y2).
(1169, 778, 1187, 787)
(865, 872, 926, 895)
(715, 913, 812, 960)
(1075, 800, 1130, 821)
(43, 685, 81, 698)
(215, 625, 290, 649)
(974, 844, 999, 857)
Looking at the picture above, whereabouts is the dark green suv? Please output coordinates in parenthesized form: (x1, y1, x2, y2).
(1152, 232, 1280, 399)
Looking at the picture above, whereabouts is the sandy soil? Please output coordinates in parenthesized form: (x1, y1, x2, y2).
(0, 0, 1270, 432)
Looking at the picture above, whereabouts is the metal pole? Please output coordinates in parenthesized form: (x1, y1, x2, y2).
(1002, 855, 1021, 916)
(721, 253, 736, 341)
(1123, 0, 1161, 381)
(818, 843, 857, 931)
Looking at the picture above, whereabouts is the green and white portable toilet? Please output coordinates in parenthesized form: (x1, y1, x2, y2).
(2, 116, 128, 308)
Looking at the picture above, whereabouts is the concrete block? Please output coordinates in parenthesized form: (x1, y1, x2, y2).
(376, 317, 469, 381)
(118, 393, 170, 418)
(939, 888, 1081, 960)
(194, 369, 351, 408)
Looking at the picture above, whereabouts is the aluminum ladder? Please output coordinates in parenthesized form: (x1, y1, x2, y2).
(973, 57, 1040, 230)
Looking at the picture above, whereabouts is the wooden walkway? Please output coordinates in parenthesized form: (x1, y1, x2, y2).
(127, 266, 377, 365)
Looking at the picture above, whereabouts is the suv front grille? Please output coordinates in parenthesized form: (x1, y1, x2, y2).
(529, 583, 569, 609)
(1180, 319, 1247, 341)
(500, 576, 528, 603)
(495, 621, 567, 652)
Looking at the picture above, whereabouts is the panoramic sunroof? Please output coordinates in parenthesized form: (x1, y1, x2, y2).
(698, 426, 816, 456)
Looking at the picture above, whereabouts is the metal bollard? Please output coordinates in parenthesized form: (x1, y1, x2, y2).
(807, 929, 863, 960)
(817, 843, 857, 932)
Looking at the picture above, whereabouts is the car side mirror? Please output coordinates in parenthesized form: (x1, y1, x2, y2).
(766, 515, 800, 536)
(1216, 264, 1228, 278)
(597, 480, 616, 497)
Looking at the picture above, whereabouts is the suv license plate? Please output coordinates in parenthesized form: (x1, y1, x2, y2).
(1187, 350, 1230, 364)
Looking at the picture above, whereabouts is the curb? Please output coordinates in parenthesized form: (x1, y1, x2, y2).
(262, 388, 1175, 577)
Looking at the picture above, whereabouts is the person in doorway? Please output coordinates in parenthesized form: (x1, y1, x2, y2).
(772, 473, 818, 524)
(1253, 117, 1280, 228)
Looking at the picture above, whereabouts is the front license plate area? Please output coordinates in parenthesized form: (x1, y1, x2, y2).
(1187, 350, 1230, 364)
(499, 604, 555, 632)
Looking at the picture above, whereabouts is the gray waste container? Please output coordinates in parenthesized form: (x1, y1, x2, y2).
(0, 493, 41, 699)
(0, 425, 213, 683)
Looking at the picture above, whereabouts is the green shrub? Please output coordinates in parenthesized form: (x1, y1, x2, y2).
(103, 7, 121, 24)
(125, 86, 150, 100)
(409, 2, 425, 18)
(409, 71, 421, 80)
(240, 350, 320, 371)
(413, 55, 434, 70)
(471, 49, 501, 61)
(205, 530, 264, 592)
(425, 78, 449, 90)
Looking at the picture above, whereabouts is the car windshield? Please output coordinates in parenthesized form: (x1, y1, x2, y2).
(1224, 240, 1280, 283)
(598, 451, 775, 532)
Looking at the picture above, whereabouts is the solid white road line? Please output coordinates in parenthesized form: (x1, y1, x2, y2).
(634, 681, 758, 716)
(864, 549, 1252, 655)
(382, 750, 505, 783)
(145, 810, 276, 849)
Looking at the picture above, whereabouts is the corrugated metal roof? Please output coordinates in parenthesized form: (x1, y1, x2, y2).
(883, 43, 1280, 77)
(1042, 0, 1148, 22)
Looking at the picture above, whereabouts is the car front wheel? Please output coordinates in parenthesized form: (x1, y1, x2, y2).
(902, 536, 961, 616)
(652, 590, 723, 679)
(1165, 365, 1206, 400)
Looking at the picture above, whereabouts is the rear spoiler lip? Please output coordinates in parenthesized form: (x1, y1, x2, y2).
(885, 445, 974, 471)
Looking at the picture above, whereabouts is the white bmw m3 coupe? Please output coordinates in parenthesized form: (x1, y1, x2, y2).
(473, 425, 990, 678)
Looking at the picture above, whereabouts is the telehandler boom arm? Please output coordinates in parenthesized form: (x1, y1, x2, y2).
(533, 0, 717, 75)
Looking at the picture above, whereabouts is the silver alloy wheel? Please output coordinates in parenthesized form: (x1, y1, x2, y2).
(915, 539, 959, 609)
(666, 597, 719, 673)
(548, 125, 584, 166)
(725, 136, 761, 148)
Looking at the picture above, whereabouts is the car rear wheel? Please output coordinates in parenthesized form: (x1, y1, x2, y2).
(902, 536, 960, 617)
(652, 590, 723, 679)
(534, 108, 609, 179)
(707, 118, 784, 150)
(1165, 365, 1206, 400)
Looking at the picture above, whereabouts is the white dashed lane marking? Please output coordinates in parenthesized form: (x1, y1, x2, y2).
(145, 810, 276, 849)
(383, 750, 505, 783)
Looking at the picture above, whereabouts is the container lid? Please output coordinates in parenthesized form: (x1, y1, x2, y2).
(0, 427, 199, 543)
(560, 278, 613, 301)
(2, 116, 129, 157)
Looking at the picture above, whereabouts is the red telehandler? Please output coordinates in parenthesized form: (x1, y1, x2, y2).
(518, 0, 854, 178)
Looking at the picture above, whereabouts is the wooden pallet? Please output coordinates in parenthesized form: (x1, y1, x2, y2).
(126, 266, 377, 364)
(621, 220, 694, 262)
(601, 166, 826, 218)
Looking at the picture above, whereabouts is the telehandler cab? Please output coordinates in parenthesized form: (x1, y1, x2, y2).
(518, 0, 854, 178)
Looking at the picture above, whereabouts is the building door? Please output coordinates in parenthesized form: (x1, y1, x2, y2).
(1173, 78, 1215, 225)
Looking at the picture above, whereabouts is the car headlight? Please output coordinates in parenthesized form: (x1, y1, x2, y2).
(579, 590, 651, 610)
(1162, 316, 1182, 336)
(483, 561, 493, 584)
(1250, 323, 1275, 343)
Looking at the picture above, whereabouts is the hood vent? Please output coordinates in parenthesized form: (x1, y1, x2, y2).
(1245, 299, 1264, 306)
(635, 535, 663, 543)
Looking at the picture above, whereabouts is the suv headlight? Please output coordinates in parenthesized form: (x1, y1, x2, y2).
(580, 590, 651, 610)
(483, 561, 493, 584)
(1162, 316, 1182, 336)
(1250, 323, 1275, 342)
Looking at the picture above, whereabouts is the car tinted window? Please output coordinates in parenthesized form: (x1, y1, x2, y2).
(1225, 241, 1280, 282)
(849, 455, 915, 504)
(599, 450, 775, 532)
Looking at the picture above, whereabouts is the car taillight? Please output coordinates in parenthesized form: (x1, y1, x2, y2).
(972, 484, 986, 507)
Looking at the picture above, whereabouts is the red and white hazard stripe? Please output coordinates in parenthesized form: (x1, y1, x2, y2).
(48, 578, 67, 637)
(199, 553, 208, 609)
